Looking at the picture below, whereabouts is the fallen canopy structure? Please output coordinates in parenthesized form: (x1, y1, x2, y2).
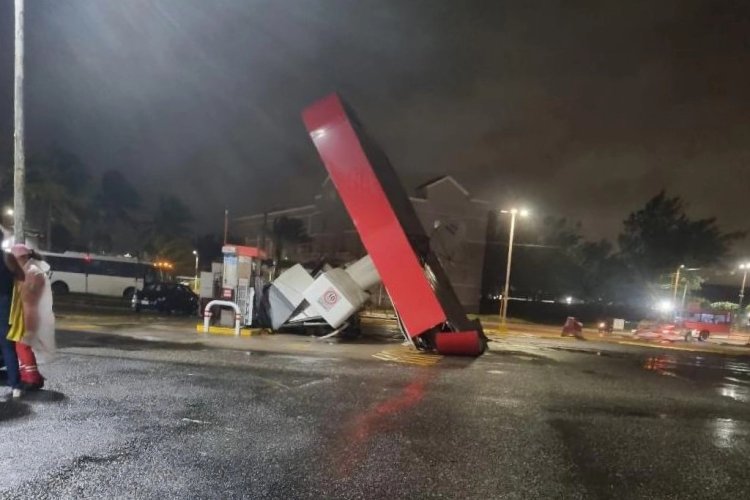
(302, 94, 486, 356)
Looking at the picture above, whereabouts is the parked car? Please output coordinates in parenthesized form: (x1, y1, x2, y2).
(132, 282, 198, 315)
(633, 323, 685, 342)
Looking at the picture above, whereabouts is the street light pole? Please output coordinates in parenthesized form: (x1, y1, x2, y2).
(739, 263, 749, 310)
(499, 208, 529, 327)
(500, 210, 516, 326)
(13, 0, 26, 244)
(672, 264, 684, 306)
(193, 252, 200, 291)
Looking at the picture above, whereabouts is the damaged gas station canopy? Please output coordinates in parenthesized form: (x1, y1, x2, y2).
(302, 93, 485, 356)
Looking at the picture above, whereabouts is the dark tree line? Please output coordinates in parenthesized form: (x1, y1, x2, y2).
(1, 146, 196, 271)
(486, 190, 745, 306)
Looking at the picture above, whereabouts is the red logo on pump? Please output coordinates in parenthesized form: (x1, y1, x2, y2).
(318, 287, 340, 311)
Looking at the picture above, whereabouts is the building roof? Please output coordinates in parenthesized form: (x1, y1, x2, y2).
(235, 175, 488, 222)
(414, 175, 470, 198)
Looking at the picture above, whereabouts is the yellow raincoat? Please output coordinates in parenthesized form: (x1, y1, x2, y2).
(6, 283, 25, 342)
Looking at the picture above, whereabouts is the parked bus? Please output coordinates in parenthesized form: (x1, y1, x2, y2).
(635, 307, 747, 343)
(680, 310, 733, 341)
(40, 251, 173, 298)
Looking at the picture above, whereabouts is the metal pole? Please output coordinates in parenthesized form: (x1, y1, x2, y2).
(223, 209, 229, 244)
(194, 252, 199, 291)
(13, 0, 26, 245)
(672, 265, 682, 305)
(739, 268, 748, 310)
(501, 211, 516, 326)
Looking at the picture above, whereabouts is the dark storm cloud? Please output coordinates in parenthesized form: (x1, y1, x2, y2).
(1, 0, 749, 249)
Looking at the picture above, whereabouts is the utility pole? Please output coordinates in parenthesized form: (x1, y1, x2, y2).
(13, 0, 26, 244)
(223, 208, 229, 245)
(259, 211, 268, 255)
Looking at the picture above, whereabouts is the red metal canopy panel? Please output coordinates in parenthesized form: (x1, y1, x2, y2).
(302, 94, 447, 336)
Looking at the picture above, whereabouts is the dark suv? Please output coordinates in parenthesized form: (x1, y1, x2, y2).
(132, 283, 198, 315)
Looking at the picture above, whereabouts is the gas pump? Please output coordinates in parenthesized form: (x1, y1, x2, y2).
(220, 245, 266, 326)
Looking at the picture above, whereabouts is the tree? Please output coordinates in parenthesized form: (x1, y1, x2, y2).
(150, 195, 193, 241)
(26, 147, 91, 250)
(85, 170, 142, 253)
(143, 195, 195, 273)
(93, 170, 141, 225)
(578, 239, 617, 300)
(497, 216, 586, 300)
(193, 233, 225, 271)
(270, 216, 310, 264)
(618, 190, 744, 281)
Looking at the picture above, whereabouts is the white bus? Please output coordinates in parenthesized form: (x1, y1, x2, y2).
(40, 251, 173, 298)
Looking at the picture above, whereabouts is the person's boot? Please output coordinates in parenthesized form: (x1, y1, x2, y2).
(21, 376, 44, 391)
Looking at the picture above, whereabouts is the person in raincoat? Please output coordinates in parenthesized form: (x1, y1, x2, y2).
(10, 244, 56, 390)
(0, 243, 25, 399)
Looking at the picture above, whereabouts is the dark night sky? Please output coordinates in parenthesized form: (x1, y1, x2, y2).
(1, 0, 749, 251)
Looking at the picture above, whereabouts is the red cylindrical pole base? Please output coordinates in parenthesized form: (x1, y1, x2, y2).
(434, 331, 486, 356)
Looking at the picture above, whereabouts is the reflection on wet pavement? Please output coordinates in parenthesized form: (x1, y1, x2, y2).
(642, 353, 750, 404)
(709, 418, 749, 449)
(719, 384, 749, 403)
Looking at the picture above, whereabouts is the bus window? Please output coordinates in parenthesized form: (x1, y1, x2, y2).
(47, 256, 86, 274)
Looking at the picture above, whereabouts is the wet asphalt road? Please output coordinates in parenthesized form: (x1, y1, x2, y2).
(1, 330, 749, 499)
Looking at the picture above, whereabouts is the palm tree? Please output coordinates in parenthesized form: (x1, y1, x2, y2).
(26, 147, 91, 250)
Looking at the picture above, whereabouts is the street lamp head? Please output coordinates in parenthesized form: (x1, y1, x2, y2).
(192, 250, 198, 256)
(4, 208, 13, 216)
(500, 208, 529, 216)
(679, 264, 685, 269)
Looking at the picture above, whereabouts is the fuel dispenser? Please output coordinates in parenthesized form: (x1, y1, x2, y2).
(220, 245, 266, 326)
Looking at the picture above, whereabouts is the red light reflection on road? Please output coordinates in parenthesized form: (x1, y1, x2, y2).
(642, 355, 678, 377)
(332, 372, 431, 478)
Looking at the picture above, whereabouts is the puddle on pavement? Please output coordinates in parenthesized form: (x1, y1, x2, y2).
(547, 405, 667, 419)
(641, 353, 750, 403)
(546, 346, 627, 358)
(484, 349, 554, 364)
(718, 384, 750, 403)
(708, 417, 749, 449)
(57, 330, 204, 352)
